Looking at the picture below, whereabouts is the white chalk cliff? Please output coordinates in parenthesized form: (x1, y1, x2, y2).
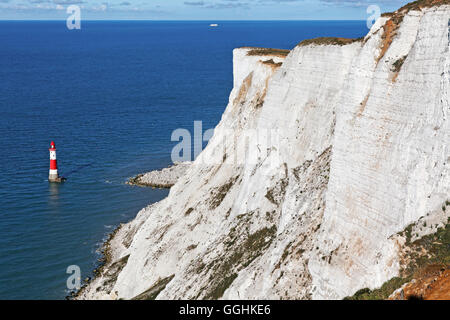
(80, 1, 450, 300)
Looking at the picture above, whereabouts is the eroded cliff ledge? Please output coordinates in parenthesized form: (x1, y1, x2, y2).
(78, 0, 449, 300)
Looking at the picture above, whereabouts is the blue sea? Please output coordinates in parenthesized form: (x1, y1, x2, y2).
(0, 20, 367, 299)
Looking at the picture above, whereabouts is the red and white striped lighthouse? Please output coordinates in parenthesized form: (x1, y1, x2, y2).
(49, 141, 59, 182)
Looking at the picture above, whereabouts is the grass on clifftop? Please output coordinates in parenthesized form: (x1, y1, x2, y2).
(245, 47, 290, 57)
(297, 37, 363, 47)
(385, 0, 450, 15)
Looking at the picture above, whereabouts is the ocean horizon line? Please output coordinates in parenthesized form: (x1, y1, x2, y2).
(0, 19, 367, 22)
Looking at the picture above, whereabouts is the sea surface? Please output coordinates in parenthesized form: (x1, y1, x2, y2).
(0, 20, 367, 299)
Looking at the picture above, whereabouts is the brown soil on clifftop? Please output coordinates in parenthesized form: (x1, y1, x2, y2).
(389, 265, 450, 300)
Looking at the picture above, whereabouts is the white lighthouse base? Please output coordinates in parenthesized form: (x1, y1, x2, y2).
(49, 172, 66, 183)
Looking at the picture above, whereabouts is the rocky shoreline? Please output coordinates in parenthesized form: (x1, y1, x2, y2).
(72, 162, 191, 299)
(126, 162, 192, 189)
(69, 223, 123, 300)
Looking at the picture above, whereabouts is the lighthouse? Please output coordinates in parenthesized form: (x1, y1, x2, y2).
(49, 141, 64, 183)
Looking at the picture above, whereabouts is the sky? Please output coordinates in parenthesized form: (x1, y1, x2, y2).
(0, 0, 412, 20)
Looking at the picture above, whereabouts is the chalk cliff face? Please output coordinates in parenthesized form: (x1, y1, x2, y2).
(80, 2, 449, 300)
